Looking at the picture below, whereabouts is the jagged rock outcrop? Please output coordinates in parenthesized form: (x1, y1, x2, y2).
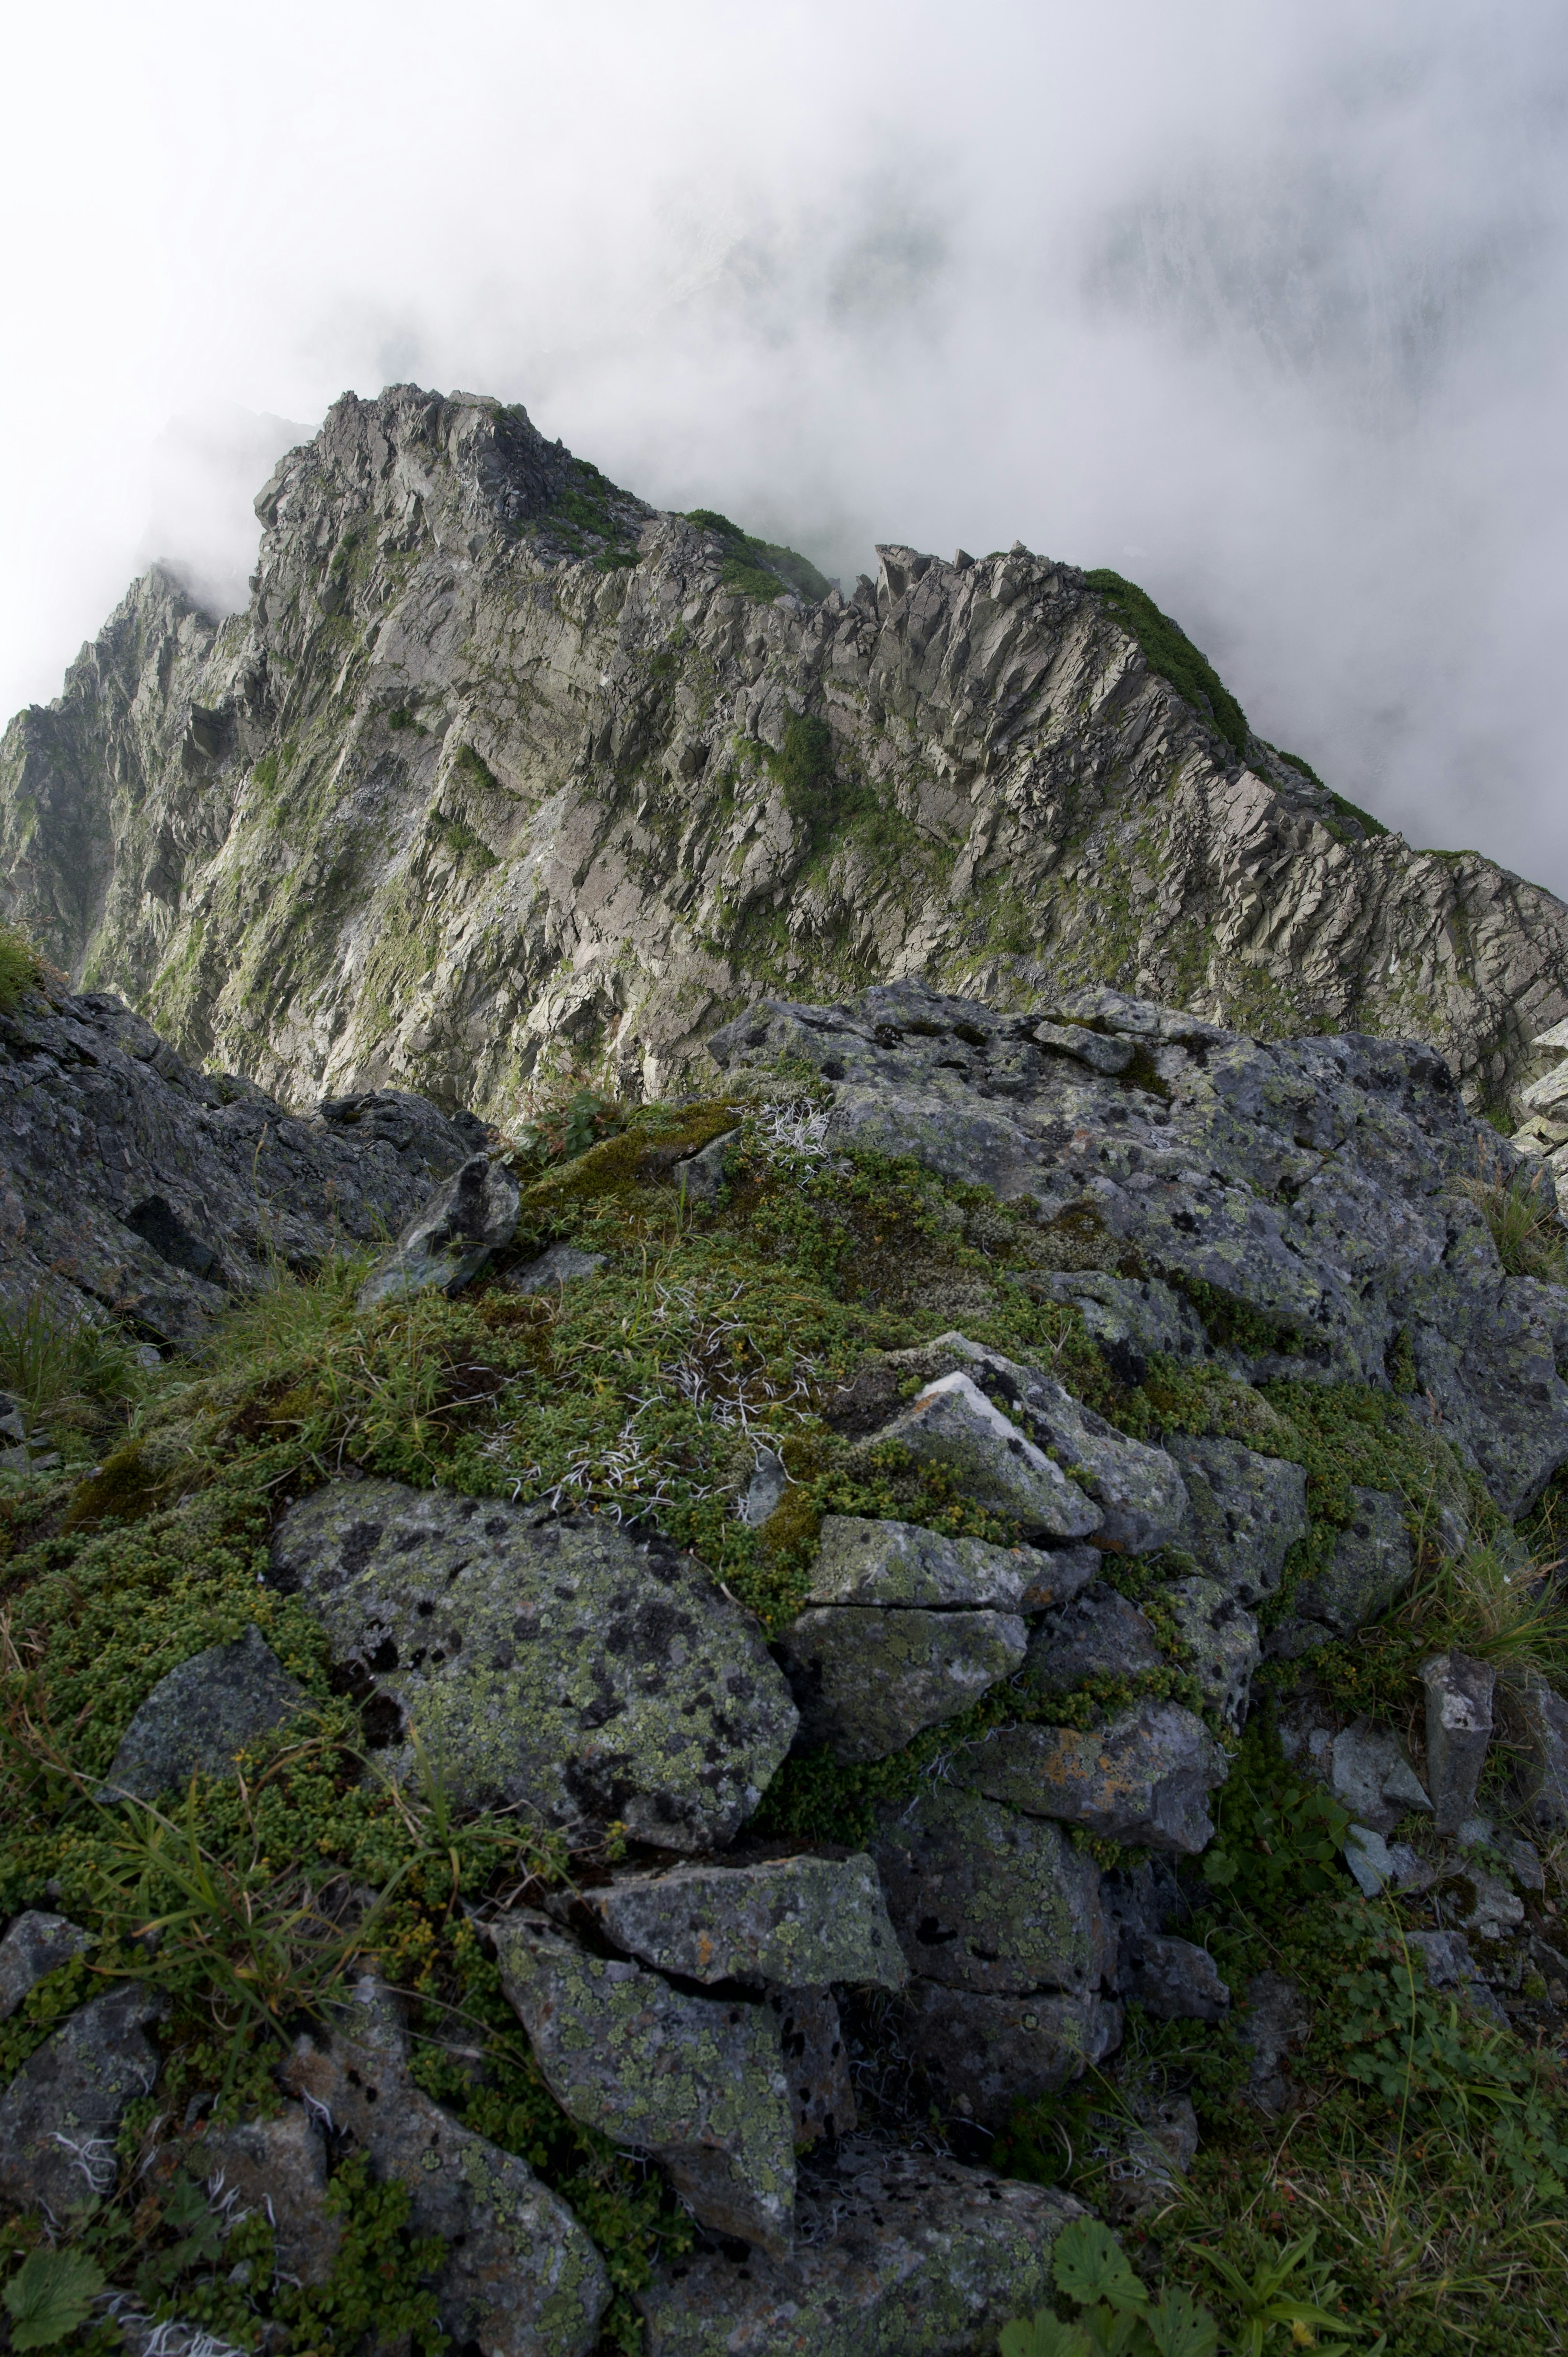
(4, 385, 1567, 1124)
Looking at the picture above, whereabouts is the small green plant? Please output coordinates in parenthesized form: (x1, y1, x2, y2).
(1085, 570, 1248, 754)
(1197, 2231, 1379, 2357)
(510, 1075, 626, 1170)
(0, 921, 45, 1014)
(999, 2217, 1220, 2356)
(1459, 1151, 1567, 1284)
(2, 2247, 106, 2348)
(0, 1288, 138, 1440)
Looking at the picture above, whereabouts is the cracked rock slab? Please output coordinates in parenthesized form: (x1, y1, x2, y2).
(494, 1911, 796, 2258)
(1165, 1436, 1307, 1603)
(271, 1481, 796, 1847)
(804, 1514, 1059, 1609)
(1022, 1583, 1163, 1699)
(1162, 1576, 1259, 1729)
(774, 1603, 1026, 1763)
(0, 1983, 164, 2218)
(1422, 1651, 1496, 1836)
(636, 2137, 1084, 2357)
(903, 1984, 1124, 2127)
(869, 1785, 1107, 1996)
(282, 1977, 607, 2355)
(581, 1853, 906, 1990)
(864, 1371, 1102, 1540)
(100, 1624, 309, 1803)
(1509, 1670, 1568, 1831)
(1297, 1490, 1413, 1633)
(954, 1703, 1228, 1854)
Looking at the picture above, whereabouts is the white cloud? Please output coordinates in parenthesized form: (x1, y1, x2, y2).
(2, 0, 1565, 885)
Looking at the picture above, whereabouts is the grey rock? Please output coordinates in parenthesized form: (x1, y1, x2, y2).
(673, 1128, 740, 1203)
(1238, 1972, 1310, 2116)
(886, 1334, 1188, 1553)
(955, 1702, 1228, 1854)
(1343, 1824, 1398, 1897)
(0, 1983, 163, 2217)
(804, 1514, 1060, 1610)
(283, 1976, 608, 2355)
(740, 1447, 788, 1527)
(0, 984, 479, 1345)
(1509, 1671, 1568, 1831)
(100, 1624, 309, 1802)
(865, 1370, 1102, 1540)
(1163, 1576, 1260, 1728)
(356, 1152, 519, 1307)
(774, 1603, 1026, 1764)
(1503, 1834, 1546, 1891)
(1330, 1721, 1433, 1837)
(768, 1986, 855, 2147)
(506, 1241, 606, 1295)
(869, 1786, 1108, 1996)
(902, 1983, 1123, 2128)
(580, 1854, 906, 1990)
(1422, 1651, 1497, 1836)
(1022, 1583, 1163, 1699)
(272, 1480, 796, 1848)
(1296, 1490, 1413, 1633)
(636, 2135, 1084, 2357)
(1118, 1931, 1229, 2022)
(1033, 1020, 1135, 1076)
(1456, 1867, 1526, 1942)
(198, 2105, 341, 2288)
(1029, 1271, 1209, 1378)
(0, 1911, 91, 2021)
(1408, 1928, 1483, 1990)
(493, 1911, 795, 2258)
(1023, 1545, 1109, 1611)
(0, 1394, 24, 1446)
(1166, 1437, 1308, 1604)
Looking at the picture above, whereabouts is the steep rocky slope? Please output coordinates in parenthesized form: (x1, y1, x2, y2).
(4, 385, 1568, 1126)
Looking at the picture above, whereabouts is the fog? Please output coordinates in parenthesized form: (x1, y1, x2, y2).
(3, 1, 1565, 885)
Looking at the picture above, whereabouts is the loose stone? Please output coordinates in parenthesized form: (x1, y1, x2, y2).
(773, 1604, 1026, 1764)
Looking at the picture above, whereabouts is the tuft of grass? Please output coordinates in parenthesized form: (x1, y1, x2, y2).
(0, 922, 45, 1015)
(0, 1289, 139, 1448)
(686, 507, 833, 602)
(1459, 1152, 1568, 1284)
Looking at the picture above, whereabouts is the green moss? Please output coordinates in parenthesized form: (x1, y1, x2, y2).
(687, 508, 833, 602)
(1085, 568, 1248, 755)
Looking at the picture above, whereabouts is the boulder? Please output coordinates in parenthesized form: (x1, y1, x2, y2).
(0, 1911, 91, 2020)
(635, 2136, 1084, 2357)
(271, 1482, 796, 1849)
(493, 1912, 796, 2258)
(198, 2106, 341, 2288)
(282, 1977, 608, 2355)
(869, 1786, 1108, 1996)
(768, 1986, 856, 2145)
(506, 1242, 606, 1295)
(1022, 1584, 1163, 1699)
(773, 1604, 1026, 1763)
(100, 1624, 309, 1802)
(804, 1514, 1059, 1609)
(886, 1335, 1189, 1553)
(0, 1983, 163, 2217)
(862, 1371, 1102, 1540)
(580, 1854, 906, 1990)
(673, 1128, 741, 1202)
(1296, 1490, 1413, 1633)
(356, 1152, 520, 1307)
(902, 1984, 1123, 2127)
(1162, 1576, 1260, 1728)
(1329, 1721, 1432, 1837)
(1117, 1931, 1229, 2022)
(1165, 1436, 1307, 1603)
(1421, 1652, 1496, 1836)
(954, 1703, 1228, 1854)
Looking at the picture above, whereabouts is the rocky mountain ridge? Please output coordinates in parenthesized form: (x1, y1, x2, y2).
(4, 383, 1568, 1126)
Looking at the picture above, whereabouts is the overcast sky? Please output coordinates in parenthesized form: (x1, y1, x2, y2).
(4, 1, 1565, 888)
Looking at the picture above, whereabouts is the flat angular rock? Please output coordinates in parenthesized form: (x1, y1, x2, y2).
(0, 1983, 163, 2217)
(0, 1912, 91, 2021)
(869, 1786, 1107, 1996)
(1508, 1670, 1568, 1831)
(902, 1983, 1123, 2127)
(636, 2136, 1084, 2357)
(954, 1703, 1228, 1854)
(1163, 1576, 1259, 1728)
(581, 1853, 906, 1989)
(1033, 1019, 1135, 1075)
(673, 1128, 741, 1203)
(1166, 1436, 1307, 1603)
(1296, 1490, 1412, 1632)
(1022, 1583, 1163, 1699)
(199, 2106, 341, 2288)
(888, 1335, 1188, 1553)
(283, 1977, 607, 2355)
(494, 1912, 795, 2258)
(506, 1241, 606, 1295)
(1422, 1651, 1496, 1836)
(1330, 1721, 1432, 1837)
(804, 1514, 1058, 1609)
(865, 1371, 1102, 1540)
(1117, 1930, 1229, 2022)
(100, 1623, 309, 1802)
(768, 1986, 855, 2145)
(357, 1152, 519, 1307)
(774, 1603, 1025, 1764)
(272, 1481, 796, 1849)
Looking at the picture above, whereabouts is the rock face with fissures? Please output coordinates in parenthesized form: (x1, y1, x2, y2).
(270, 1481, 797, 1849)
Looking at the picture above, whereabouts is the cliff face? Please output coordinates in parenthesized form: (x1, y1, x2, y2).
(3, 383, 1566, 1122)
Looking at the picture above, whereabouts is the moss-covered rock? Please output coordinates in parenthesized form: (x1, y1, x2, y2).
(868, 1786, 1107, 1996)
(99, 1623, 309, 1802)
(581, 1853, 906, 1990)
(774, 1603, 1027, 1764)
(954, 1704, 1228, 1855)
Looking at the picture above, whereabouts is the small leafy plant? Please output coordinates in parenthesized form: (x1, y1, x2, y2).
(999, 2217, 1220, 2357)
(3, 2246, 106, 2349)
